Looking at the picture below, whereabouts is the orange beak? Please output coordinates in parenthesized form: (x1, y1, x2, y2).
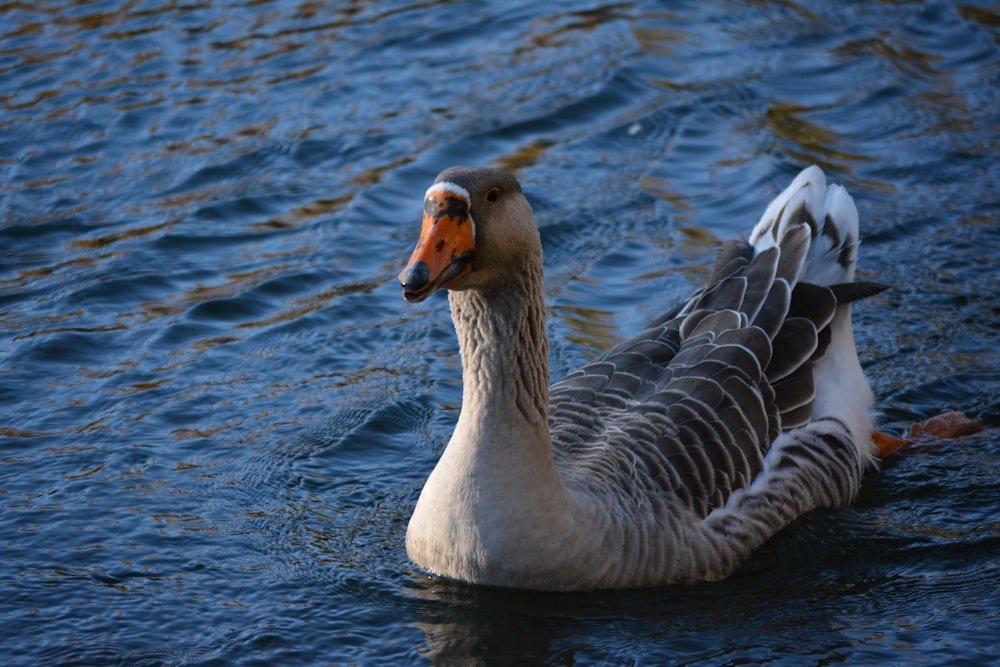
(399, 185, 476, 303)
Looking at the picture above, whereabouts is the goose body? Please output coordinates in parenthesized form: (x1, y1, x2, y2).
(399, 166, 884, 590)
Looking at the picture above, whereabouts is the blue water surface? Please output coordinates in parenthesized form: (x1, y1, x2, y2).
(2, 1, 999, 665)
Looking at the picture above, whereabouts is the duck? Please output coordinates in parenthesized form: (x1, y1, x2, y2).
(398, 165, 889, 591)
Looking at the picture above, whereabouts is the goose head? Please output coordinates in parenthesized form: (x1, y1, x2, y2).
(399, 167, 539, 302)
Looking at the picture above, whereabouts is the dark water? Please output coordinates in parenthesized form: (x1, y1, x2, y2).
(2, 0, 999, 664)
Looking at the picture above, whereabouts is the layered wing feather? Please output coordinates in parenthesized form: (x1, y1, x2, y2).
(549, 166, 884, 526)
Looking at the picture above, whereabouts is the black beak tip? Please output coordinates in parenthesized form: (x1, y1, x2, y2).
(400, 261, 430, 302)
(400, 261, 430, 290)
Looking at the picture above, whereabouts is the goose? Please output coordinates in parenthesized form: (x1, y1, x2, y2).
(397, 165, 966, 591)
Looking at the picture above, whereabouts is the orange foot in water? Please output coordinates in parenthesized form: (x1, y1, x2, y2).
(873, 410, 983, 458)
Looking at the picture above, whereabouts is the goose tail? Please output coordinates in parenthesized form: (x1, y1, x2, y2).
(749, 165, 863, 286)
(751, 166, 883, 466)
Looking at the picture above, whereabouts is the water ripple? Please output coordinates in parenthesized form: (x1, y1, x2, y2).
(2, 0, 998, 665)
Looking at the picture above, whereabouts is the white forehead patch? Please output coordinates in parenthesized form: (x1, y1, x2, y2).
(424, 181, 475, 242)
(425, 181, 471, 202)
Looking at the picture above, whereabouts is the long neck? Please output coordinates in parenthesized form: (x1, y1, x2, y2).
(448, 261, 550, 448)
(409, 256, 604, 589)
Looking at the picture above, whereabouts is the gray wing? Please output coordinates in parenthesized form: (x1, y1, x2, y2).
(548, 235, 857, 518)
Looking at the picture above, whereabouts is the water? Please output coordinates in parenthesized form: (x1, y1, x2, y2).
(2, 0, 998, 664)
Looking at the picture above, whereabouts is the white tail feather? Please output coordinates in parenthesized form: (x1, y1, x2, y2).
(749, 165, 860, 288)
(754, 166, 876, 462)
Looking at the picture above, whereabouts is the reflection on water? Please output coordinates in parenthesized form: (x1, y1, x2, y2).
(2, 0, 999, 665)
(764, 101, 874, 171)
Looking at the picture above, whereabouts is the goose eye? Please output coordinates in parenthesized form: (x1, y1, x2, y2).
(485, 187, 500, 204)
